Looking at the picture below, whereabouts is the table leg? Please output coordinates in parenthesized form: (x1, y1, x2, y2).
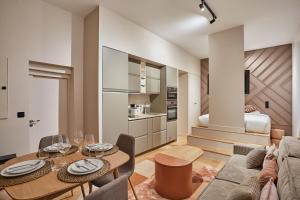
(113, 168, 119, 178)
(80, 184, 86, 198)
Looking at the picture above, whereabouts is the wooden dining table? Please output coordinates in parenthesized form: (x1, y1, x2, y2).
(1, 150, 129, 200)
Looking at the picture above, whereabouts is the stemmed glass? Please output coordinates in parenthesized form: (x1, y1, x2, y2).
(84, 134, 95, 157)
(58, 136, 71, 165)
(74, 130, 84, 152)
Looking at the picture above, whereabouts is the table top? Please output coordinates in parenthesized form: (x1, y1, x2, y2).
(2, 151, 129, 200)
(159, 145, 204, 163)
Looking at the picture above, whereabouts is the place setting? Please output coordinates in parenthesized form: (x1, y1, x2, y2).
(0, 158, 51, 187)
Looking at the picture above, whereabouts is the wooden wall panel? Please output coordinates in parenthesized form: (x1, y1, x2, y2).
(200, 44, 292, 135)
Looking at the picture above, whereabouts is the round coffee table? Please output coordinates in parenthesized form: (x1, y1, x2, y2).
(154, 145, 203, 200)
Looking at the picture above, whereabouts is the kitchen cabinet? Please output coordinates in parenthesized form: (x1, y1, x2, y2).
(146, 78, 160, 94)
(166, 66, 178, 87)
(128, 61, 140, 93)
(152, 116, 167, 133)
(103, 47, 128, 91)
(147, 119, 153, 149)
(103, 92, 128, 144)
(167, 120, 177, 142)
(129, 119, 148, 138)
(135, 135, 148, 155)
(146, 66, 160, 79)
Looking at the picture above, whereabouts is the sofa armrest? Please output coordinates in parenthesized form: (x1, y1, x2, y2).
(233, 145, 254, 155)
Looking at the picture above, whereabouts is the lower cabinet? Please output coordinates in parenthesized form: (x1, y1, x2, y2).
(135, 135, 148, 155)
(167, 120, 177, 142)
(153, 130, 167, 147)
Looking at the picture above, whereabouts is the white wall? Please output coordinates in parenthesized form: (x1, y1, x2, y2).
(98, 6, 200, 141)
(0, 0, 84, 155)
(208, 26, 245, 133)
(188, 73, 201, 134)
(293, 41, 300, 137)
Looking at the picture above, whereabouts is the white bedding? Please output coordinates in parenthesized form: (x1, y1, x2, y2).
(198, 112, 271, 134)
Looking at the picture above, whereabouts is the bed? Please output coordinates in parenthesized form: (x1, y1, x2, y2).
(198, 111, 271, 134)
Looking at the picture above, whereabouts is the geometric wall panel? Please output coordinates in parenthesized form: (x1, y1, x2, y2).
(201, 44, 292, 135)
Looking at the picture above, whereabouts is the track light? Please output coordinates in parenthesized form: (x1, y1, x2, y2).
(199, 3, 205, 11)
(199, 0, 217, 24)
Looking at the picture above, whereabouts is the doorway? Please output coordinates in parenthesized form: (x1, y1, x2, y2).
(178, 70, 188, 136)
(28, 61, 72, 152)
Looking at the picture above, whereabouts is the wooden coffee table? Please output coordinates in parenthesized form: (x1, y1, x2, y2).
(154, 145, 203, 200)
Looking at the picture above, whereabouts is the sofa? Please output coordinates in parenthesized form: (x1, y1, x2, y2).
(198, 136, 300, 200)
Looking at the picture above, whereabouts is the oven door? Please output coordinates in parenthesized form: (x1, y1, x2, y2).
(167, 92, 177, 100)
(167, 107, 177, 121)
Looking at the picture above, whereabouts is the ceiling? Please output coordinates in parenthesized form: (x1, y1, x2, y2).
(44, 0, 300, 59)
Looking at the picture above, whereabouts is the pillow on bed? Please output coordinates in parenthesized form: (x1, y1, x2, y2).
(245, 105, 257, 113)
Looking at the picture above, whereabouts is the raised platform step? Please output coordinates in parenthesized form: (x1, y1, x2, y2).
(187, 133, 265, 156)
(191, 126, 270, 146)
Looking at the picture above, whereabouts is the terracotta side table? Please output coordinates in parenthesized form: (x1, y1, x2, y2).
(154, 145, 203, 200)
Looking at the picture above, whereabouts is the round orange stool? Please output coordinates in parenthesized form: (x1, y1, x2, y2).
(154, 153, 193, 200)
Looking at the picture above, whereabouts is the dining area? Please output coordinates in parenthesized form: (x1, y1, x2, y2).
(0, 133, 137, 200)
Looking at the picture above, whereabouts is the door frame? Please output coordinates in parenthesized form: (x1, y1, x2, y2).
(28, 60, 74, 140)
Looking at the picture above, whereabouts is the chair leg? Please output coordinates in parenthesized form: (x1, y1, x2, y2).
(128, 177, 138, 200)
(80, 184, 86, 198)
(88, 181, 93, 194)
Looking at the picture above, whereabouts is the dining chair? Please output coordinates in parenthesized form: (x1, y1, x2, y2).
(38, 135, 67, 149)
(0, 154, 16, 165)
(85, 175, 128, 200)
(89, 134, 138, 199)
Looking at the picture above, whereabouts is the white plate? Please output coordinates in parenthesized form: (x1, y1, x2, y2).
(0, 160, 45, 177)
(67, 159, 103, 175)
(85, 143, 113, 152)
(43, 143, 71, 153)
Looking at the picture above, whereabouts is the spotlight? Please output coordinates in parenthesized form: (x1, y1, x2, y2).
(199, 0, 217, 24)
(199, 3, 205, 11)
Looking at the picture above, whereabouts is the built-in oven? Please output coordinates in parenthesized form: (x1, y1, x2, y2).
(167, 100, 177, 121)
(167, 87, 177, 100)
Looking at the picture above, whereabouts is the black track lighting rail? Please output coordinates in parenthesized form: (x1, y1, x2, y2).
(199, 0, 217, 24)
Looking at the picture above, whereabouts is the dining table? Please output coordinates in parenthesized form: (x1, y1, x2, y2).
(1, 150, 129, 200)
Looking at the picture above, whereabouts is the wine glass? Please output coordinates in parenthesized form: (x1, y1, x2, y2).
(84, 134, 95, 157)
(57, 136, 71, 166)
(74, 130, 84, 152)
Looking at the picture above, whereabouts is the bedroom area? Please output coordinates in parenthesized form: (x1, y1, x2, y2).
(188, 27, 295, 157)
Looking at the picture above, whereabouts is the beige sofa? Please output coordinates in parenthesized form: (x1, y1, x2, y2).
(198, 136, 300, 200)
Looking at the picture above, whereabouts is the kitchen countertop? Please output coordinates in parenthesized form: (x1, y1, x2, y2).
(128, 113, 167, 121)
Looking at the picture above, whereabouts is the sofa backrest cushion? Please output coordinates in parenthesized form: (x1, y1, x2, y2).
(277, 157, 300, 200)
(277, 136, 300, 167)
(246, 148, 266, 169)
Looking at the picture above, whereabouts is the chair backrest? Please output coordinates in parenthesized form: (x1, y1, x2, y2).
(38, 135, 67, 150)
(0, 154, 16, 165)
(116, 134, 135, 176)
(85, 175, 128, 200)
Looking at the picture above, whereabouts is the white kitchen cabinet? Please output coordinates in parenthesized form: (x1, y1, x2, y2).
(103, 92, 128, 144)
(153, 132, 161, 147)
(167, 120, 177, 142)
(129, 119, 148, 138)
(128, 74, 140, 92)
(161, 130, 167, 144)
(152, 116, 166, 133)
(146, 66, 160, 79)
(0, 57, 8, 119)
(166, 66, 178, 87)
(129, 61, 140, 75)
(146, 78, 160, 94)
(135, 135, 148, 155)
(103, 47, 128, 91)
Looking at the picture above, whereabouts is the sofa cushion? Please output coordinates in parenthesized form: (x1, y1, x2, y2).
(258, 156, 278, 188)
(246, 148, 266, 169)
(260, 179, 279, 200)
(226, 176, 261, 200)
(277, 136, 300, 167)
(216, 155, 260, 184)
(277, 157, 300, 200)
(198, 179, 238, 200)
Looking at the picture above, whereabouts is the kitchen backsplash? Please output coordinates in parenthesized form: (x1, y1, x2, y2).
(128, 94, 150, 105)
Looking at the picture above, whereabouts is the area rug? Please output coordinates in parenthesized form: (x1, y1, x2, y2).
(128, 166, 218, 200)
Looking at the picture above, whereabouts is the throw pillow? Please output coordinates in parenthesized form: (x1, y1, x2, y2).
(258, 157, 278, 188)
(246, 147, 267, 169)
(245, 105, 257, 113)
(260, 178, 279, 200)
(226, 176, 261, 200)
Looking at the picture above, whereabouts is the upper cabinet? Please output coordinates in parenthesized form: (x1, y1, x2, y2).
(103, 47, 128, 91)
(166, 66, 178, 87)
(146, 66, 160, 94)
(128, 61, 140, 93)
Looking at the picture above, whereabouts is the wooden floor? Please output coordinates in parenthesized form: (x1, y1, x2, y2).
(0, 136, 226, 200)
